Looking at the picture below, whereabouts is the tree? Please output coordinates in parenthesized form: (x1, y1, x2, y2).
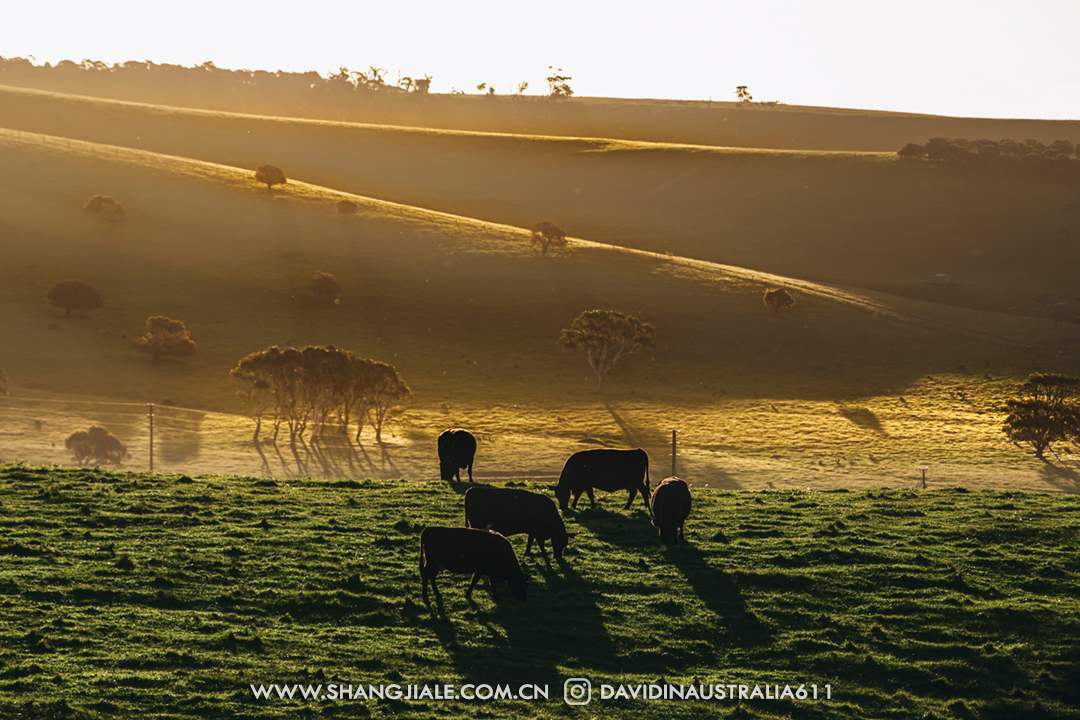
(82, 195, 126, 222)
(336, 199, 358, 220)
(763, 288, 795, 315)
(133, 316, 196, 362)
(311, 271, 340, 304)
(531, 221, 568, 257)
(66, 425, 127, 466)
(255, 164, 287, 190)
(48, 279, 103, 317)
(547, 67, 573, 98)
(561, 310, 656, 390)
(1003, 373, 1080, 459)
(734, 86, 753, 103)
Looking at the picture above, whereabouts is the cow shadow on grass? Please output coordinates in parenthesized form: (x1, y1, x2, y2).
(575, 508, 771, 651)
(425, 559, 617, 689)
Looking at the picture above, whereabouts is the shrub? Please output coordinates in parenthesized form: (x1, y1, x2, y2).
(311, 271, 340, 304)
(47, 280, 104, 316)
(82, 195, 126, 222)
(763, 288, 795, 315)
(530, 221, 568, 257)
(133, 316, 197, 362)
(336, 200, 358, 219)
(255, 164, 286, 190)
(65, 425, 127, 466)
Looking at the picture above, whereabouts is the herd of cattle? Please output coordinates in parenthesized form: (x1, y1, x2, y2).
(420, 429, 692, 606)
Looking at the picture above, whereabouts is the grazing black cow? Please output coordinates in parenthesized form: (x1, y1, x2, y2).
(553, 448, 651, 513)
(438, 428, 476, 481)
(650, 477, 691, 546)
(465, 486, 576, 561)
(419, 526, 528, 604)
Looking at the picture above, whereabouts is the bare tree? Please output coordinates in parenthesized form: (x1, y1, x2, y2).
(561, 310, 656, 389)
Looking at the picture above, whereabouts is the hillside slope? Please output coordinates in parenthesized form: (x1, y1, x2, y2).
(2, 86, 1080, 318)
(3, 128, 1079, 489)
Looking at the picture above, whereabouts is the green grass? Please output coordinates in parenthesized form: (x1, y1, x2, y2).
(0, 463, 1077, 719)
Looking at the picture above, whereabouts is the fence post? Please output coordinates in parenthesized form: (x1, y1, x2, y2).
(671, 429, 679, 477)
(147, 403, 154, 473)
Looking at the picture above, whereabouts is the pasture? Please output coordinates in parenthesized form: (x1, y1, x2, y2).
(0, 464, 1077, 719)
(2, 128, 1079, 491)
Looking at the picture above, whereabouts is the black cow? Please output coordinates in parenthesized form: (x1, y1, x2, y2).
(438, 428, 476, 481)
(553, 448, 651, 513)
(650, 477, 691, 546)
(419, 526, 527, 604)
(465, 486, 576, 561)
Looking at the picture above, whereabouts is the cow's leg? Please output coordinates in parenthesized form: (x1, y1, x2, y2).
(640, 482, 652, 514)
(421, 570, 430, 605)
(428, 571, 443, 605)
(466, 572, 483, 600)
(624, 487, 637, 510)
(467, 461, 473, 482)
(537, 538, 549, 562)
(571, 489, 582, 509)
(524, 535, 534, 557)
(587, 487, 597, 508)
(488, 576, 499, 600)
(679, 521, 686, 541)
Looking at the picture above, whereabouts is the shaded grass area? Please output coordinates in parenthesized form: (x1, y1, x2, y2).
(1, 463, 1077, 719)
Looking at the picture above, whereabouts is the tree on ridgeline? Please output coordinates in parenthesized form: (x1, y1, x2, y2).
(254, 164, 287, 190)
(763, 287, 795, 316)
(48, 280, 103, 317)
(546, 67, 573, 98)
(734, 86, 753, 103)
(133, 316, 196, 363)
(66, 425, 127, 466)
(336, 199, 358, 220)
(82, 195, 126, 222)
(231, 345, 410, 445)
(561, 309, 656, 390)
(530, 221, 568, 257)
(1003, 372, 1080, 459)
(311, 271, 341, 305)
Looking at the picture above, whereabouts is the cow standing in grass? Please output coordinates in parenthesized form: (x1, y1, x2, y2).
(465, 486, 576, 561)
(419, 526, 528, 604)
(650, 477, 691, 546)
(553, 448, 651, 513)
(438, 428, 476, 481)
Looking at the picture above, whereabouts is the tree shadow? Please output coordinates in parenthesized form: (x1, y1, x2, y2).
(601, 399, 643, 446)
(1036, 460, 1080, 492)
(576, 509, 771, 650)
(838, 406, 888, 435)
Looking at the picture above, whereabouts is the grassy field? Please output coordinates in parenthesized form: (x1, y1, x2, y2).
(3, 86, 1080, 317)
(0, 464, 1077, 719)
(3, 127, 1080, 491)
(4, 73, 1080, 152)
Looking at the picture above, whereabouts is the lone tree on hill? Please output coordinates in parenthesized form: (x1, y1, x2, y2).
(255, 164, 287, 190)
(66, 425, 127, 466)
(546, 67, 573, 98)
(311, 271, 341, 304)
(48, 279, 103, 317)
(133, 316, 197, 363)
(561, 309, 656, 390)
(763, 287, 795, 315)
(82, 195, 126, 222)
(735, 85, 753, 103)
(336, 199, 358, 220)
(1003, 372, 1080, 459)
(531, 221, 568, 257)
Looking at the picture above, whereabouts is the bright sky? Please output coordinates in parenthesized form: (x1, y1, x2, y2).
(3, 0, 1079, 120)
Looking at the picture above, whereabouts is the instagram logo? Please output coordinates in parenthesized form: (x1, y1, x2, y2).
(563, 678, 592, 705)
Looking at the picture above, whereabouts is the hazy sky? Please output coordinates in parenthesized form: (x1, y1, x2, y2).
(4, 0, 1079, 119)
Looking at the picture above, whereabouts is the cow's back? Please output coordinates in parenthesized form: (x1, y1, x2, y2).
(421, 526, 518, 574)
(566, 448, 648, 491)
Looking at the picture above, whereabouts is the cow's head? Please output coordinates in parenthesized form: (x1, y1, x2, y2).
(658, 524, 677, 546)
(507, 573, 528, 602)
(552, 531, 577, 560)
(552, 484, 570, 511)
(439, 461, 455, 482)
